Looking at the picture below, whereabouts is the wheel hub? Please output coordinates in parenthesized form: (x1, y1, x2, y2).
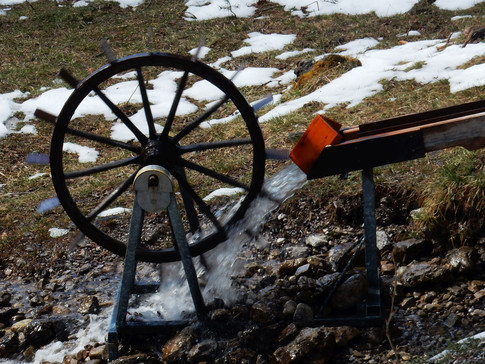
(141, 138, 178, 168)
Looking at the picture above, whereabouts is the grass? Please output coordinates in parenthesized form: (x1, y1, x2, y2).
(1, 0, 485, 266)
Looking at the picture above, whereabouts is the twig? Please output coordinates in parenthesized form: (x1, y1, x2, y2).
(385, 253, 400, 363)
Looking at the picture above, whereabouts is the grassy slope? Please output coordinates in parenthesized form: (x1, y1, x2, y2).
(0, 0, 484, 261)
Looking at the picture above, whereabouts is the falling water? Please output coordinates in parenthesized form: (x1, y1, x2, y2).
(29, 163, 307, 363)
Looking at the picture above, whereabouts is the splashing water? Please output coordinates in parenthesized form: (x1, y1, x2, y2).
(129, 163, 307, 320)
(31, 163, 307, 363)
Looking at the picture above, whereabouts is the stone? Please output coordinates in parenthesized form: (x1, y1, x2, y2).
(316, 273, 340, 295)
(276, 323, 299, 345)
(396, 260, 449, 288)
(331, 274, 367, 310)
(273, 327, 335, 364)
(10, 319, 33, 332)
(24, 319, 56, 348)
(282, 300, 297, 317)
(327, 326, 361, 347)
(79, 296, 100, 315)
(293, 303, 313, 327)
(294, 263, 311, 277)
(111, 353, 162, 363)
(278, 258, 307, 276)
(0, 330, 19, 357)
(445, 246, 478, 273)
(285, 246, 310, 259)
(376, 230, 392, 251)
(187, 340, 218, 362)
(305, 233, 328, 248)
(0, 307, 18, 325)
(250, 301, 276, 324)
(89, 344, 107, 360)
(392, 239, 432, 264)
(0, 293, 11, 308)
(161, 326, 195, 362)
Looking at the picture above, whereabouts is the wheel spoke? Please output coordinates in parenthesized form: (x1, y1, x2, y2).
(64, 156, 140, 179)
(85, 171, 137, 221)
(136, 67, 157, 139)
(171, 169, 223, 233)
(93, 87, 148, 144)
(161, 70, 189, 138)
(34, 108, 140, 153)
(175, 166, 201, 233)
(179, 138, 252, 154)
(178, 158, 249, 190)
(173, 96, 229, 143)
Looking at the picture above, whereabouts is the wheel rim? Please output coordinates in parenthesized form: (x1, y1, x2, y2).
(50, 52, 265, 263)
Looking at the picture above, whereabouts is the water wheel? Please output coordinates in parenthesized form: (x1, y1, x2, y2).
(38, 52, 265, 263)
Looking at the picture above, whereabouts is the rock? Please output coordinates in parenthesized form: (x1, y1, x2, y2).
(111, 353, 162, 363)
(0, 330, 19, 357)
(250, 301, 276, 324)
(331, 274, 367, 310)
(392, 239, 432, 264)
(282, 300, 297, 317)
(305, 233, 328, 248)
(396, 259, 449, 288)
(0, 293, 11, 308)
(293, 303, 313, 327)
(445, 246, 478, 273)
(327, 326, 361, 347)
(273, 327, 335, 364)
(210, 308, 231, 321)
(0, 307, 18, 325)
(278, 258, 307, 276)
(376, 230, 392, 251)
(294, 263, 311, 277)
(79, 296, 100, 315)
(276, 323, 299, 345)
(24, 319, 57, 348)
(220, 347, 257, 363)
(284, 246, 310, 259)
(10, 318, 33, 332)
(316, 273, 340, 295)
(89, 344, 107, 360)
(187, 339, 218, 362)
(161, 327, 195, 363)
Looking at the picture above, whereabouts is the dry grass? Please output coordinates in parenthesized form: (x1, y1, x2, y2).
(1, 0, 485, 262)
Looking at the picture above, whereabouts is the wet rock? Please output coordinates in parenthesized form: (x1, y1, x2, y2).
(0, 293, 11, 308)
(24, 319, 57, 348)
(79, 296, 100, 315)
(111, 353, 162, 363)
(278, 258, 307, 276)
(0, 307, 18, 325)
(276, 323, 299, 345)
(218, 347, 257, 363)
(161, 326, 195, 363)
(316, 272, 340, 295)
(187, 339, 218, 362)
(210, 308, 231, 321)
(0, 330, 19, 357)
(444, 246, 478, 273)
(282, 300, 297, 318)
(272, 327, 335, 364)
(284, 246, 310, 259)
(294, 263, 311, 277)
(29, 294, 44, 307)
(327, 326, 361, 347)
(305, 233, 328, 248)
(250, 301, 276, 324)
(396, 259, 449, 288)
(22, 345, 35, 361)
(10, 318, 33, 332)
(331, 274, 367, 310)
(88, 344, 107, 360)
(392, 239, 432, 264)
(293, 303, 313, 327)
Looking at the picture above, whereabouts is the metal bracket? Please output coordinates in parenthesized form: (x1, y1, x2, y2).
(314, 168, 382, 327)
(107, 166, 206, 361)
